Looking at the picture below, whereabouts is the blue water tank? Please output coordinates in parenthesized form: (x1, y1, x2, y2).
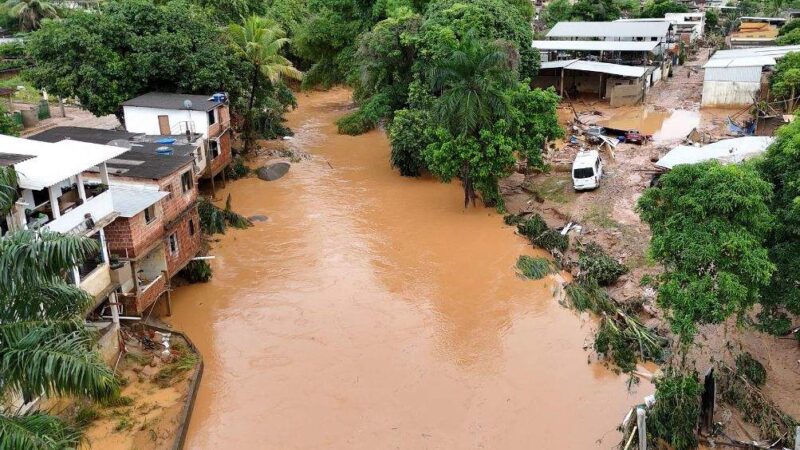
(156, 146, 173, 156)
(211, 93, 226, 103)
(155, 138, 176, 145)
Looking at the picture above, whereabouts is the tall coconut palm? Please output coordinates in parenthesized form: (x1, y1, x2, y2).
(0, 166, 119, 450)
(429, 34, 517, 206)
(3, 0, 58, 32)
(228, 16, 303, 153)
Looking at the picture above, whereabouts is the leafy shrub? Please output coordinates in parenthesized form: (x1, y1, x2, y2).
(336, 93, 393, 135)
(516, 214, 548, 238)
(577, 242, 628, 286)
(389, 108, 430, 176)
(735, 353, 767, 387)
(198, 195, 252, 235)
(515, 255, 556, 280)
(503, 214, 523, 226)
(153, 343, 198, 388)
(225, 155, 250, 180)
(649, 368, 702, 450)
(566, 279, 615, 314)
(0, 41, 25, 59)
(532, 229, 568, 253)
(180, 259, 212, 283)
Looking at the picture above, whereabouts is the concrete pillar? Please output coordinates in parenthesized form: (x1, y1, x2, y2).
(48, 185, 61, 219)
(794, 426, 799, 450)
(636, 407, 647, 450)
(99, 228, 109, 263)
(76, 173, 87, 201)
(72, 266, 80, 286)
(560, 68, 565, 97)
(100, 162, 110, 185)
(109, 292, 120, 325)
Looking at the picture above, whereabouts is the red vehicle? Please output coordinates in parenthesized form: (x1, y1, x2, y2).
(624, 130, 651, 145)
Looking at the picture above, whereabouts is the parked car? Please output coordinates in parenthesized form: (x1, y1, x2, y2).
(624, 130, 651, 145)
(572, 150, 603, 191)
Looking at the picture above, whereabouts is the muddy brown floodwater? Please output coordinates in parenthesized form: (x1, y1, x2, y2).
(166, 88, 652, 449)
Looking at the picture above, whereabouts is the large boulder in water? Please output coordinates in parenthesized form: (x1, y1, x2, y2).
(256, 162, 290, 181)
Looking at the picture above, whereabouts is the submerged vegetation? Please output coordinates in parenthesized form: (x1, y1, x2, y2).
(198, 195, 253, 236)
(515, 256, 556, 280)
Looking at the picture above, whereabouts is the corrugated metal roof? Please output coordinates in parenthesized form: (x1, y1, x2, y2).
(704, 66, 763, 83)
(540, 59, 647, 78)
(532, 40, 659, 52)
(704, 56, 777, 68)
(703, 45, 800, 69)
(109, 185, 169, 218)
(655, 136, 774, 169)
(547, 21, 671, 38)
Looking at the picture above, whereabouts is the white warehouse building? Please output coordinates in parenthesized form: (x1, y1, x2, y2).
(701, 45, 800, 107)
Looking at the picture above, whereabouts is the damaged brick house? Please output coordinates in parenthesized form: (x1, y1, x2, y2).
(122, 92, 233, 194)
(29, 127, 203, 315)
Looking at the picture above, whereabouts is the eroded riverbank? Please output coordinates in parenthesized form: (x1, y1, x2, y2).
(165, 88, 652, 449)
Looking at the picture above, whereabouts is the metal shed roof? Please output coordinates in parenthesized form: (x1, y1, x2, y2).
(0, 135, 129, 191)
(109, 185, 169, 218)
(540, 59, 647, 78)
(703, 45, 800, 69)
(547, 21, 671, 39)
(655, 136, 774, 169)
(532, 40, 660, 52)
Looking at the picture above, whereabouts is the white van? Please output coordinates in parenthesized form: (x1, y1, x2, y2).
(572, 150, 603, 191)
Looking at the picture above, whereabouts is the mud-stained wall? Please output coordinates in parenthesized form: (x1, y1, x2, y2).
(610, 84, 645, 107)
(701, 81, 761, 107)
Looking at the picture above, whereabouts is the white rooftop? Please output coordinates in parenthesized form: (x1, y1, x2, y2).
(109, 185, 169, 218)
(532, 40, 660, 52)
(703, 45, 800, 69)
(547, 21, 671, 39)
(540, 59, 647, 78)
(0, 134, 129, 191)
(655, 136, 774, 169)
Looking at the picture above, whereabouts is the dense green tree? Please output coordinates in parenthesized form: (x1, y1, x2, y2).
(507, 83, 563, 170)
(637, 162, 774, 344)
(757, 120, 800, 324)
(777, 28, 800, 45)
(227, 16, 302, 152)
(779, 19, 800, 37)
(0, 167, 119, 450)
(337, 13, 421, 134)
(3, 0, 57, 31)
(293, 0, 387, 88)
(705, 9, 720, 33)
(540, 0, 572, 27)
(424, 35, 517, 207)
(770, 52, 800, 111)
(25, 0, 246, 121)
(570, 0, 621, 21)
(639, 0, 688, 18)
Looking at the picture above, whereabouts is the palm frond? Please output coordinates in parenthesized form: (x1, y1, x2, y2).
(0, 412, 82, 450)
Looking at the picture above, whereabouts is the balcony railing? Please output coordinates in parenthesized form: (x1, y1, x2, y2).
(44, 190, 114, 234)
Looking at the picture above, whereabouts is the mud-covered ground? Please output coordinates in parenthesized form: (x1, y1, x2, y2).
(502, 48, 800, 442)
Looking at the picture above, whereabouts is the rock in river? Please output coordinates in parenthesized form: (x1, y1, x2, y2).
(257, 162, 290, 181)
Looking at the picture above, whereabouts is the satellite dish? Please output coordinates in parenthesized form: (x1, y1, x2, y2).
(183, 99, 193, 109)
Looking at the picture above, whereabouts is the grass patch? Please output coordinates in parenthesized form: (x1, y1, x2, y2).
(735, 352, 767, 387)
(528, 175, 575, 204)
(583, 203, 621, 229)
(516, 255, 556, 280)
(99, 395, 133, 408)
(114, 416, 133, 432)
(153, 343, 198, 388)
(74, 404, 101, 428)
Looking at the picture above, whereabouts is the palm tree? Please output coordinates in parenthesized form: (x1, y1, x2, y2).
(429, 34, 517, 206)
(3, 0, 58, 32)
(228, 16, 303, 153)
(0, 166, 119, 450)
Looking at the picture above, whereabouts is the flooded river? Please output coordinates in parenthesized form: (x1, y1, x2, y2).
(166, 88, 651, 449)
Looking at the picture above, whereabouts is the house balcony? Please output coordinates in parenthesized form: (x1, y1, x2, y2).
(42, 189, 115, 234)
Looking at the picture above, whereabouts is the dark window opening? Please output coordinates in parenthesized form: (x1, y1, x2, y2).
(144, 205, 156, 224)
(189, 219, 195, 236)
(181, 171, 194, 193)
(168, 233, 179, 255)
(573, 168, 595, 179)
(209, 140, 220, 160)
(208, 109, 216, 126)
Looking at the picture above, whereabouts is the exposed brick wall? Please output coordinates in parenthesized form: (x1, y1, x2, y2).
(105, 212, 164, 259)
(165, 206, 202, 277)
(135, 275, 166, 313)
(159, 165, 198, 224)
(208, 129, 232, 177)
